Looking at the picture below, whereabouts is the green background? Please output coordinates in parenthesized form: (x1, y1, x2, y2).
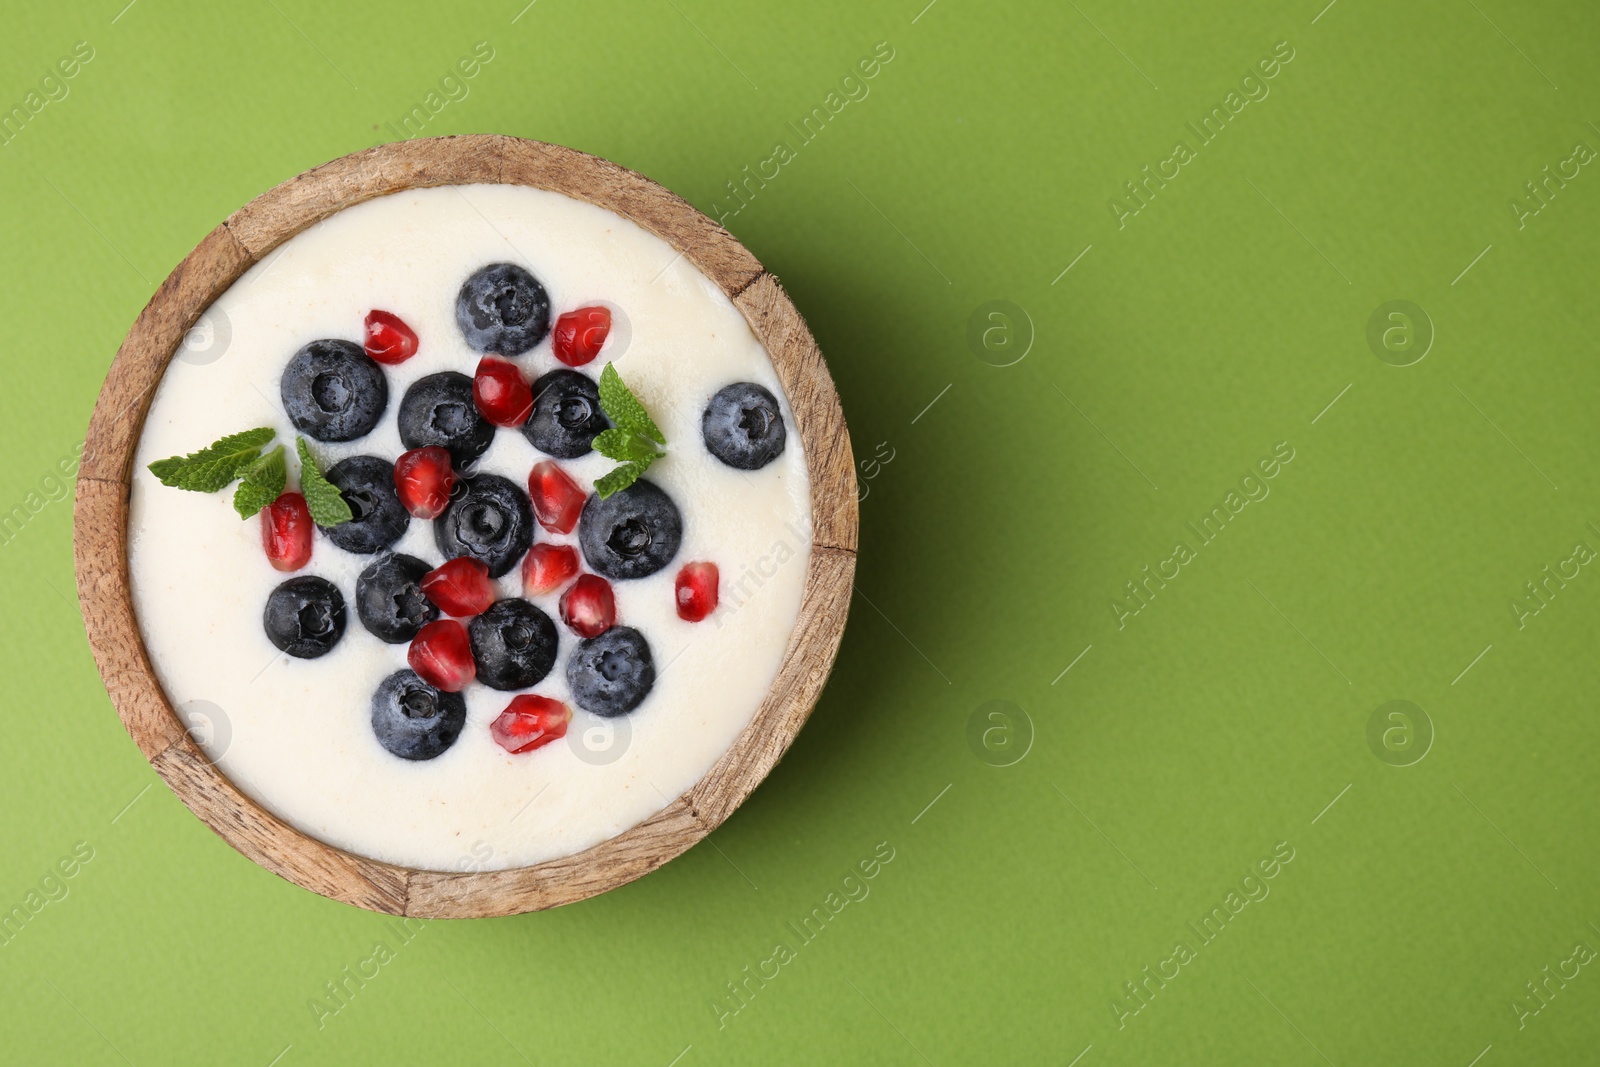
(3, 0, 1599, 1062)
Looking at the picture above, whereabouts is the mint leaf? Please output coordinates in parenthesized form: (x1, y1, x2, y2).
(598, 363, 664, 445)
(592, 428, 665, 465)
(148, 427, 276, 491)
(148, 457, 187, 485)
(595, 461, 649, 500)
(594, 366, 666, 497)
(296, 437, 353, 527)
(232, 445, 286, 519)
(181, 450, 263, 492)
(184, 426, 275, 461)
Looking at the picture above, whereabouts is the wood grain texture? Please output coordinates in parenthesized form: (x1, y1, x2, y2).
(405, 798, 705, 917)
(153, 737, 411, 914)
(72, 479, 186, 761)
(497, 137, 764, 295)
(688, 545, 856, 829)
(80, 224, 252, 484)
(72, 136, 856, 918)
(224, 136, 764, 295)
(735, 274, 859, 552)
(224, 138, 502, 260)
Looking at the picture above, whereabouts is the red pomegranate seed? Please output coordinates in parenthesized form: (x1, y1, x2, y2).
(473, 357, 533, 427)
(527, 460, 586, 534)
(364, 309, 418, 365)
(408, 619, 476, 692)
(552, 306, 612, 367)
(675, 562, 719, 622)
(261, 492, 313, 572)
(393, 446, 456, 519)
(521, 543, 580, 597)
(560, 574, 616, 638)
(490, 695, 572, 754)
(421, 557, 496, 617)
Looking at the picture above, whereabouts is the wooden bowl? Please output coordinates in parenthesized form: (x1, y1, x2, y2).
(72, 135, 857, 917)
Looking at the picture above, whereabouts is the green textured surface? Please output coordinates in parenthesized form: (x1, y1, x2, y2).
(4, 0, 1600, 1063)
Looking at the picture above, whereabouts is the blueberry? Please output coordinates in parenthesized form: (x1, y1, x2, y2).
(522, 369, 609, 458)
(371, 669, 466, 760)
(468, 598, 558, 691)
(355, 553, 438, 643)
(566, 626, 655, 717)
(456, 263, 551, 356)
(397, 371, 496, 468)
(263, 575, 346, 658)
(323, 455, 410, 554)
(281, 339, 388, 442)
(702, 382, 787, 470)
(577, 479, 682, 581)
(434, 473, 534, 578)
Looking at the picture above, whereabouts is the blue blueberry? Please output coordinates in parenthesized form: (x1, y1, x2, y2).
(434, 473, 534, 578)
(577, 479, 682, 581)
(456, 263, 551, 356)
(522, 369, 609, 458)
(281, 339, 388, 442)
(371, 669, 466, 760)
(323, 455, 410, 554)
(263, 575, 346, 659)
(566, 626, 655, 717)
(397, 371, 495, 468)
(355, 553, 438, 643)
(468, 598, 558, 691)
(702, 382, 786, 470)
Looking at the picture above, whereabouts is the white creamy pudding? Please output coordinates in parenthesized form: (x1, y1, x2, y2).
(127, 184, 810, 872)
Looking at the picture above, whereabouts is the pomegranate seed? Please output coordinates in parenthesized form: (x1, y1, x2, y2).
(473, 357, 533, 427)
(522, 543, 580, 596)
(560, 574, 616, 638)
(364, 309, 418, 365)
(408, 619, 476, 692)
(393, 446, 456, 519)
(527, 460, 586, 534)
(490, 695, 572, 754)
(261, 492, 313, 572)
(421, 557, 496, 617)
(675, 562, 719, 622)
(552, 306, 612, 367)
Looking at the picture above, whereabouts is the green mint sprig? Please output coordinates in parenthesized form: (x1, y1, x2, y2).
(148, 427, 276, 493)
(592, 364, 665, 499)
(147, 426, 354, 526)
(231, 445, 286, 519)
(296, 437, 354, 527)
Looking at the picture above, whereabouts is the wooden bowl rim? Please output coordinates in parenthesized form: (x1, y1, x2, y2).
(71, 134, 857, 918)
